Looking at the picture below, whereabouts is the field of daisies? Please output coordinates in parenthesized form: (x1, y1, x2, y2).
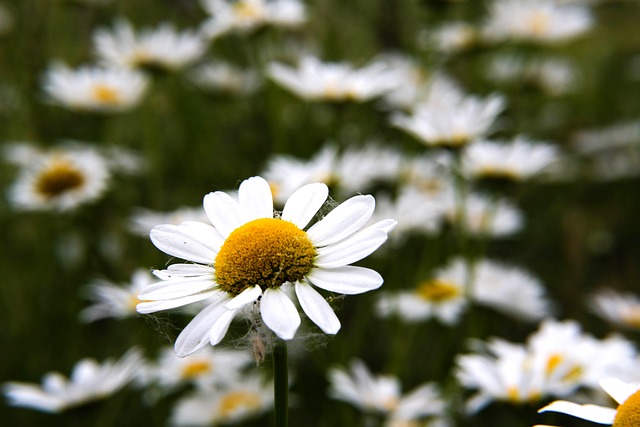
(2, 0, 640, 426)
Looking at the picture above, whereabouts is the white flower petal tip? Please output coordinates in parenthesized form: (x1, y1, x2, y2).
(238, 176, 274, 220)
(599, 377, 640, 405)
(261, 288, 301, 340)
(281, 183, 328, 229)
(538, 401, 617, 424)
(295, 282, 341, 334)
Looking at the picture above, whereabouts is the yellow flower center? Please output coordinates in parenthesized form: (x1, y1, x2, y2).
(214, 218, 316, 295)
(92, 84, 120, 105)
(621, 308, 640, 329)
(415, 279, 461, 302)
(35, 160, 85, 199)
(180, 360, 212, 379)
(614, 389, 640, 427)
(528, 12, 549, 37)
(218, 391, 262, 418)
(234, 1, 262, 20)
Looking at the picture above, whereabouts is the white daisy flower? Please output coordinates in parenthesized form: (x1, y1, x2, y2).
(93, 20, 207, 71)
(3, 349, 143, 413)
(42, 62, 148, 113)
(391, 92, 505, 148)
(143, 346, 252, 393)
(328, 359, 445, 424)
(199, 0, 306, 39)
(427, 21, 478, 54)
(482, 0, 594, 44)
(267, 56, 403, 103)
(333, 144, 404, 195)
(536, 378, 640, 426)
(80, 269, 155, 323)
(170, 375, 273, 426)
(376, 258, 469, 325)
(589, 289, 640, 330)
(6, 144, 111, 212)
(137, 176, 396, 357)
(462, 137, 561, 181)
(444, 192, 524, 238)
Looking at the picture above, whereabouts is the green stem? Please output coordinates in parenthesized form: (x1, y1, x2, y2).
(273, 339, 288, 427)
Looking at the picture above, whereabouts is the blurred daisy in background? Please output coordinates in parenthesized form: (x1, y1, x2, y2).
(137, 176, 396, 356)
(93, 19, 207, 72)
(42, 63, 149, 113)
(535, 378, 640, 426)
(3, 348, 144, 413)
(189, 61, 261, 95)
(267, 56, 404, 103)
(481, 0, 594, 45)
(199, 0, 306, 39)
(462, 137, 561, 182)
(377, 258, 470, 325)
(170, 375, 273, 426)
(444, 193, 524, 238)
(589, 289, 640, 330)
(128, 205, 209, 236)
(328, 359, 446, 426)
(426, 21, 479, 54)
(80, 269, 155, 323)
(4, 143, 111, 212)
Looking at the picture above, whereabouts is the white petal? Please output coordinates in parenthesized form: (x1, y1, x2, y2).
(260, 288, 300, 340)
(238, 176, 274, 221)
(224, 285, 262, 310)
(162, 263, 214, 277)
(150, 223, 217, 264)
(203, 191, 243, 238)
(600, 377, 640, 405)
(314, 228, 388, 268)
(174, 297, 233, 357)
(281, 183, 328, 229)
(295, 282, 340, 334)
(139, 277, 214, 300)
(307, 266, 383, 294)
(538, 401, 617, 424)
(306, 194, 375, 246)
(136, 291, 218, 313)
(208, 309, 236, 346)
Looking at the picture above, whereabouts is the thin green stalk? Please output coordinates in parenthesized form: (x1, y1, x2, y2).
(273, 339, 289, 427)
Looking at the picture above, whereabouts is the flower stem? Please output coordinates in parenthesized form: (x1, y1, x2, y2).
(273, 339, 288, 427)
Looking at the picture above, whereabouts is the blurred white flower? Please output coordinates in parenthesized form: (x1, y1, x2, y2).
(328, 359, 445, 425)
(80, 269, 155, 322)
(268, 56, 403, 102)
(482, 0, 594, 44)
(94, 19, 207, 71)
(5, 143, 111, 212)
(377, 258, 470, 325)
(535, 378, 640, 426)
(427, 21, 478, 53)
(333, 144, 404, 195)
(200, 0, 306, 39)
(43, 62, 148, 113)
(444, 192, 524, 237)
(128, 206, 209, 236)
(189, 61, 261, 95)
(3, 349, 144, 413)
(392, 92, 505, 148)
(589, 289, 640, 330)
(462, 137, 561, 181)
(170, 375, 273, 426)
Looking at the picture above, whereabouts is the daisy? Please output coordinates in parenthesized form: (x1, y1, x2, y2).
(199, 0, 306, 39)
(3, 349, 143, 413)
(42, 62, 148, 113)
(5, 144, 111, 212)
(589, 289, 640, 330)
(170, 375, 273, 426)
(328, 359, 445, 424)
(536, 377, 640, 426)
(444, 192, 524, 238)
(391, 92, 505, 148)
(267, 56, 403, 103)
(427, 21, 478, 54)
(137, 176, 396, 357)
(462, 137, 561, 181)
(93, 20, 206, 72)
(189, 61, 261, 95)
(333, 144, 404, 195)
(376, 258, 470, 325)
(481, 0, 594, 44)
(80, 269, 155, 322)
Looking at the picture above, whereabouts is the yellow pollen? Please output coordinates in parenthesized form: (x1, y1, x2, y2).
(415, 279, 461, 302)
(614, 389, 640, 427)
(92, 84, 120, 105)
(621, 308, 640, 329)
(214, 218, 316, 295)
(218, 391, 262, 418)
(35, 160, 85, 199)
(234, 1, 262, 19)
(529, 12, 549, 36)
(180, 360, 212, 379)
(545, 353, 563, 376)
